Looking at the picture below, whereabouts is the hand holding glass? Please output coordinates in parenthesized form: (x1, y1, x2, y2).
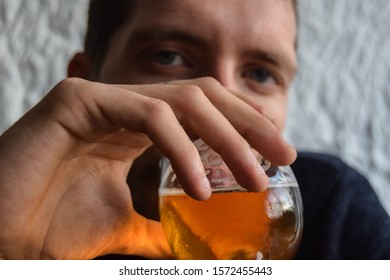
(159, 139, 303, 260)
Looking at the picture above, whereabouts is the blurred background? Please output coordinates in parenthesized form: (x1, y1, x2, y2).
(0, 0, 389, 214)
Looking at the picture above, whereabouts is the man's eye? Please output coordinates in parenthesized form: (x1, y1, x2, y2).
(244, 68, 277, 84)
(152, 51, 185, 66)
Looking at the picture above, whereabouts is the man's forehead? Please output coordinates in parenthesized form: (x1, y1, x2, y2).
(131, 0, 296, 22)
(130, 0, 296, 39)
(129, 1, 296, 51)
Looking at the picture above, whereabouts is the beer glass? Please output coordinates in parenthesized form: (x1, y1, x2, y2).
(159, 139, 303, 260)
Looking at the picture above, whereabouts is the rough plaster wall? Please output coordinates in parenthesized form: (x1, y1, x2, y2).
(0, 0, 389, 214)
(286, 0, 390, 214)
(0, 0, 88, 126)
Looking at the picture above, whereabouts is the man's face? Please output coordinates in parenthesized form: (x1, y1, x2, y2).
(97, 0, 297, 129)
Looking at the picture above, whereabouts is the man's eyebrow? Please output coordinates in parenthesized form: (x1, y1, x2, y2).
(128, 28, 207, 48)
(246, 49, 297, 78)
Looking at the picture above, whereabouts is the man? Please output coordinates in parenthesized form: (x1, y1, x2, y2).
(0, 0, 389, 260)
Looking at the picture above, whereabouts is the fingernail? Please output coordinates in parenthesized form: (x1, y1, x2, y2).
(256, 161, 266, 175)
(201, 176, 211, 189)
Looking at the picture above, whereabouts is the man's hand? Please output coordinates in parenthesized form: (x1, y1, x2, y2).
(0, 77, 295, 259)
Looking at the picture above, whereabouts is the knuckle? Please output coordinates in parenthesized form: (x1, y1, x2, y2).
(177, 84, 208, 105)
(45, 78, 95, 119)
(196, 76, 221, 87)
(51, 78, 86, 104)
(143, 97, 172, 118)
(55, 77, 85, 95)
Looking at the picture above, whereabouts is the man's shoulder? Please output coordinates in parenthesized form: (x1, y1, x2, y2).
(292, 151, 390, 260)
(291, 151, 373, 206)
(291, 151, 368, 186)
(293, 151, 351, 173)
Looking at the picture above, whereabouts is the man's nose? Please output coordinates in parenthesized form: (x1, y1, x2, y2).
(202, 60, 238, 91)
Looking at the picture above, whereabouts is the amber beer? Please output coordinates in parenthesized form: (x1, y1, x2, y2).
(159, 185, 303, 260)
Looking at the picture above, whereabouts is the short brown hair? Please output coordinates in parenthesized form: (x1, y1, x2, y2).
(84, 0, 134, 71)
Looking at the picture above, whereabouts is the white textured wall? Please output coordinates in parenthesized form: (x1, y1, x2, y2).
(0, 0, 88, 126)
(286, 0, 390, 214)
(0, 0, 389, 214)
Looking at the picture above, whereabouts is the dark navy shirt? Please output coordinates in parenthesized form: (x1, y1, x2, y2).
(292, 152, 390, 259)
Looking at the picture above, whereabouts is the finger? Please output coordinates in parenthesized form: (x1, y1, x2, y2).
(118, 82, 269, 192)
(52, 78, 211, 200)
(230, 89, 278, 126)
(174, 78, 297, 166)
